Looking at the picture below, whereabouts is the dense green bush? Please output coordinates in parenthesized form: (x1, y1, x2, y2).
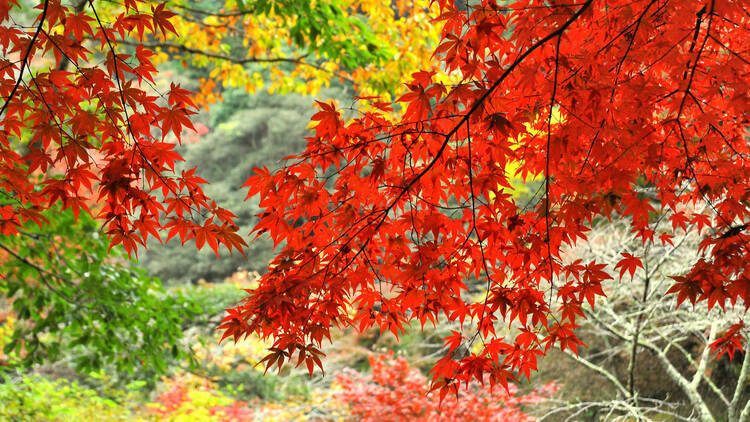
(0, 208, 199, 375)
(0, 375, 145, 421)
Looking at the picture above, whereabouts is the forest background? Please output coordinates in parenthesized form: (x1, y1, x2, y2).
(0, 0, 749, 421)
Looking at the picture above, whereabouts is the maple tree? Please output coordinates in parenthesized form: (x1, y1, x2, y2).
(0, 0, 426, 372)
(3, 0, 750, 406)
(0, 0, 252, 372)
(1, 0, 245, 260)
(0, 0, 429, 266)
(218, 0, 750, 400)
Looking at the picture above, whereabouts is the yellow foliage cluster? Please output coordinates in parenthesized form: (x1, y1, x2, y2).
(343, 0, 444, 100)
(147, 373, 243, 422)
(0, 313, 14, 364)
(153, 0, 443, 107)
(148, 372, 350, 422)
(250, 389, 349, 422)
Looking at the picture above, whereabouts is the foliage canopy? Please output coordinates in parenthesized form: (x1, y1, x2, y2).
(220, 0, 750, 397)
(0, 0, 430, 372)
(1, 0, 749, 402)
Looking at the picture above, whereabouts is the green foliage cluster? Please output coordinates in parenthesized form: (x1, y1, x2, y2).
(232, 0, 391, 68)
(0, 208, 199, 374)
(0, 374, 145, 421)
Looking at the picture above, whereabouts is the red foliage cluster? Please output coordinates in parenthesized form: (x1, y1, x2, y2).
(2, 0, 749, 398)
(709, 320, 745, 360)
(335, 354, 556, 421)
(219, 0, 750, 397)
(0, 0, 244, 257)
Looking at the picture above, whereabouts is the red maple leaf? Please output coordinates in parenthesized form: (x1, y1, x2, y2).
(614, 253, 644, 280)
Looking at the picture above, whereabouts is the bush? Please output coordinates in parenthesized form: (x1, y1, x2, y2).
(0, 375, 145, 421)
(334, 354, 557, 422)
(147, 374, 253, 422)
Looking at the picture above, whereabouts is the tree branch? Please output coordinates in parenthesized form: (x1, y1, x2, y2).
(116, 40, 356, 83)
(564, 349, 630, 398)
(639, 337, 716, 422)
(0, 0, 48, 118)
(652, 328, 729, 407)
(730, 338, 750, 421)
(690, 322, 717, 391)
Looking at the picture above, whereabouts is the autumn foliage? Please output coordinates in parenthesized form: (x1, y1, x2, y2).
(0, 0, 245, 258)
(149, 375, 254, 422)
(335, 354, 556, 421)
(218, 0, 750, 397)
(2, 0, 750, 402)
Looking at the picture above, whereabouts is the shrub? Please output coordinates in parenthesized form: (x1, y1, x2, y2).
(148, 374, 253, 422)
(334, 354, 556, 422)
(0, 375, 145, 421)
